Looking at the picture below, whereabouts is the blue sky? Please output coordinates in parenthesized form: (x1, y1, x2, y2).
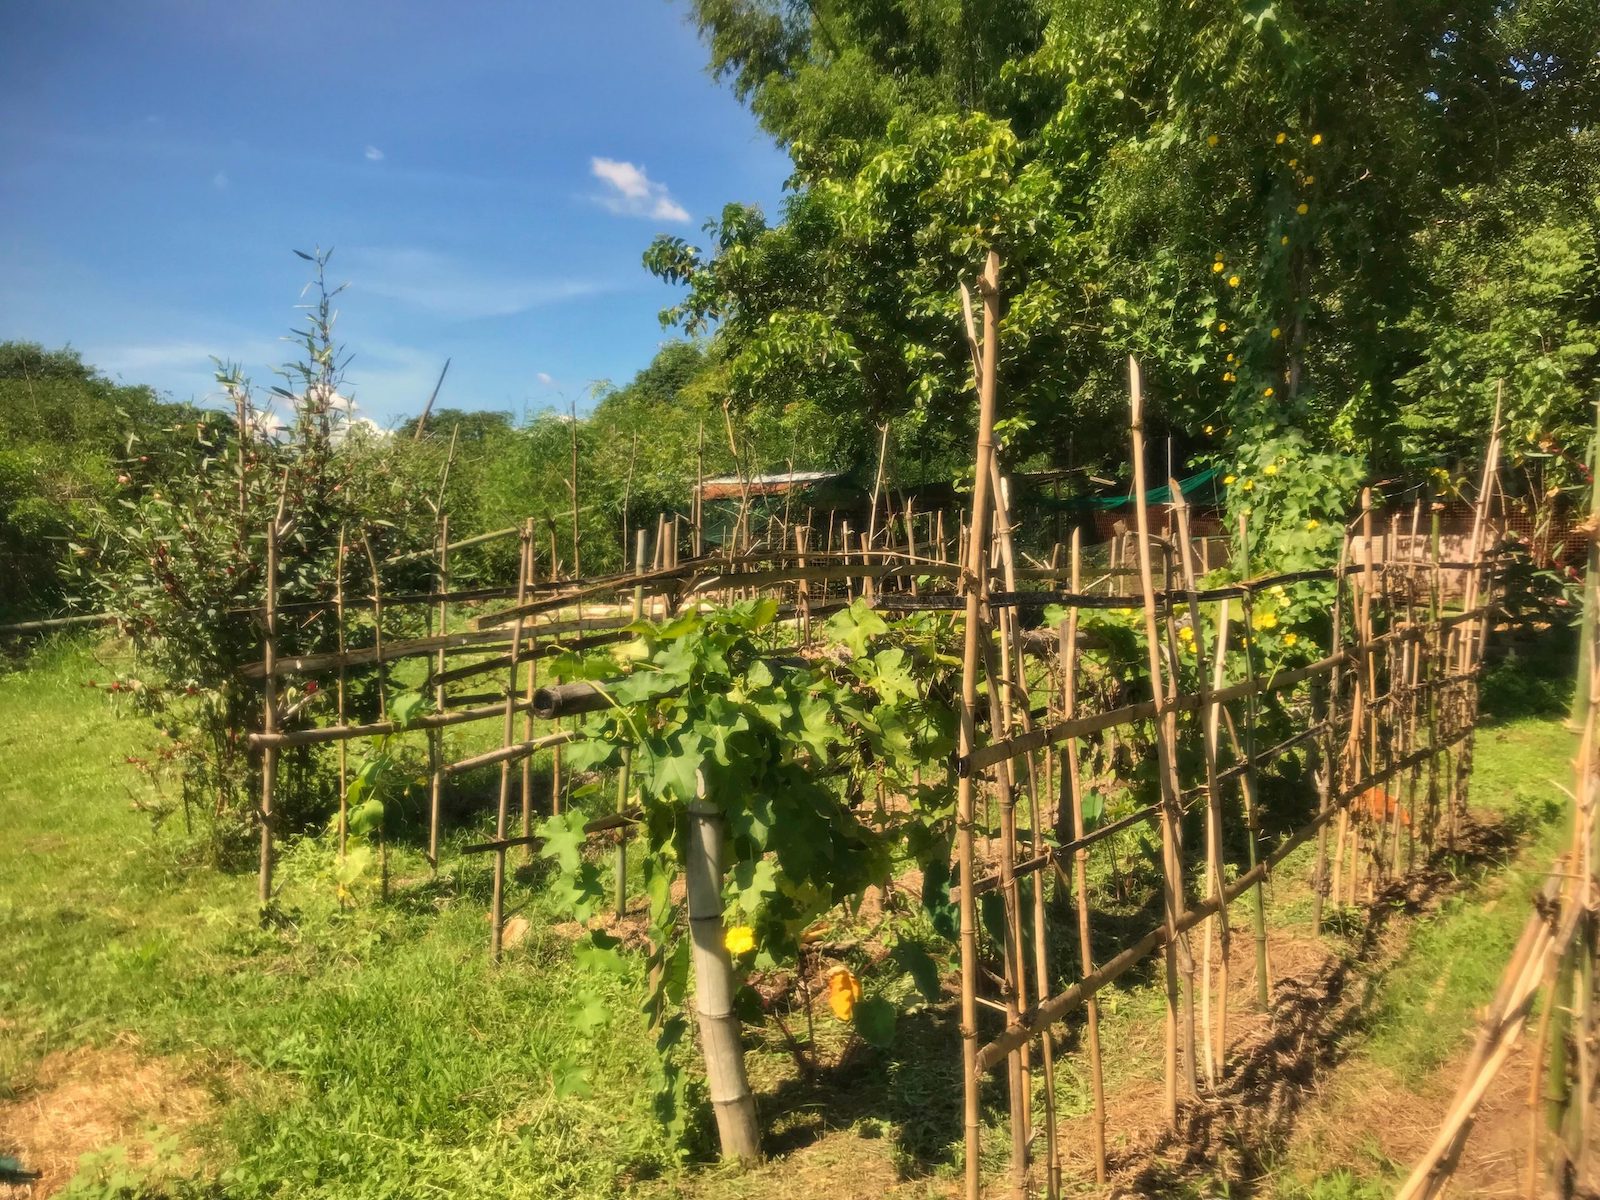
(0, 1, 791, 423)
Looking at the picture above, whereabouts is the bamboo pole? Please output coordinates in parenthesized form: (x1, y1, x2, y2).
(336, 528, 350, 861)
(428, 516, 447, 870)
(687, 778, 762, 1162)
(490, 524, 533, 963)
(615, 528, 647, 918)
(1060, 527, 1107, 1184)
(955, 250, 1001, 1200)
(1128, 357, 1196, 1122)
(520, 531, 540, 862)
(258, 517, 279, 919)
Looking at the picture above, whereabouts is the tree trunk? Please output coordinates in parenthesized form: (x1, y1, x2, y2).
(685, 790, 761, 1163)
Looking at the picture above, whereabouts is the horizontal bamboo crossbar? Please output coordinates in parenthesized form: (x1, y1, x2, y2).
(247, 697, 535, 749)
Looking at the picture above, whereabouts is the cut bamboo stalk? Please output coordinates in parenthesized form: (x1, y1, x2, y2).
(520, 532, 540, 863)
(490, 524, 533, 963)
(428, 516, 447, 870)
(258, 517, 279, 919)
(335, 528, 349, 861)
(687, 782, 762, 1163)
(615, 528, 647, 918)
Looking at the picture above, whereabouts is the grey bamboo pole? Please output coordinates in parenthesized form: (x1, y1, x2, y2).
(687, 775, 761, 1162)
(1128, 357, 1196, 1122)
(361, 532, 390, 901)
(1232, 512, 1272, 1004)
(336, 527, 350, 861)
(615, 528, 647, 918)
(258, 517, 279, 919)
(955, 251, 1001, 1200)
(519, 532, 539, 862)
(428, 515, 448, 870)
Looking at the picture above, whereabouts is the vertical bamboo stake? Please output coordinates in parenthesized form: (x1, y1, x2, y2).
(1129, 357, 1196, 1122)
(258, 517, 279, 919)
(361, 532, 390, 901)
(694, 419, 705, 558)
(520, 533, 539, 862)
(569, 399, 581, 578)
(1174, 486, 1230, 1085)
(1061, 528, 1108, 1184)
(428, 515, 448, 870)
(1312, 533, 1351, 935)
(1232, 512, 1272, 1005)
(955, 251, 1001, 1200)
(615, 528, 647, 918)
(490, 524, 533, 964)
(687, 775, 761, 1163)
(335, 527, 349, 860)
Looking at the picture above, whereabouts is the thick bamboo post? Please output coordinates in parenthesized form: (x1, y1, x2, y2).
(1312, 533, 1351, 934)
(1060, 528, 1108, 1184)
(955, 251, 1001, 1200)
(519, 533, 539, 862)
(1128, 357, 1196, 1121)
(1232, 512, 1272, 1004)
(490, 524, 533, 964)
(361, 532, 391, 900)
(687, 781, 762, 1162)
(569, 399, 581, 578)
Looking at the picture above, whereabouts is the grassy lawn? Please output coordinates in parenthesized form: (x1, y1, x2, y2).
(0, 636, 1580, 1199)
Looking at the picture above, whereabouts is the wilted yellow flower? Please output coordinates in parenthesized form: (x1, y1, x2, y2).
(1228, 274, 1241, 287)
(1283, 632, 1299, 646)
(1271, 326, 1282, 339)
(1276, 131, 1287, 144)
(724, 925, 756, 956)
(828, 967, 863, 1022)
(1296, 203, 1309, 215)
(1263, 386, 1275, 398)
(1264, 463, 1278, 476)
(1311, 133, 1324, 146)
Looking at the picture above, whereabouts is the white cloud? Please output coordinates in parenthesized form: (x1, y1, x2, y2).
(211, 170, 229, 190)
(589, 157, 689, 223)
(341, 246, 607, 320)
(536, 371, 555, 387)
(365, 145, 384, 161)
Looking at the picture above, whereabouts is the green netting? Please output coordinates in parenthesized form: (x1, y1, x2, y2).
(1043, 465, 1223, 511)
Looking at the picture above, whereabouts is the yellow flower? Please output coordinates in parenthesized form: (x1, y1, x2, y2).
(1223, 371, 1236, 382)
(1283, 632, 1299, 646)
(1228, 274, 1241, 287)
(1218, 321, 1228, 332)
(1208, 134, 1219, 146)
(1264, 464, 1278, 476)
(1204, 424, 1214, 434)
(828, 967, 863, 1022)
(1297, 202, 1309, 215)
(1276, 131, 1287, 144)
(1223, 474, 1236, 485)
(724, 925, 756, 956)
(1280, 235, 1290, 246)
(1289, 158, 1298, 168)
(1226, 353, 1235, 362)
(1263, 386, 1275, 398)
(1242, 478, 1255, 492)
(1213, 261, 1225, 273)
(1271, 326, 1282, 339)
(1307, 518, 1320, 530)
(1179, 626, 1195, 643)
(1303, 174, 1315, 185)
(1311, 133, 1324, 146)
(1252, 609, 1278, 631)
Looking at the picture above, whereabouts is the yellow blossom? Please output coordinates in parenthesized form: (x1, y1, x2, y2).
(1212, 261, 1225, 273)
(1280, 235, 1290, 246)
(1311, 133, 1323, 146)
(1223, 371, 1236, 382)
(1263, 386, 1275, 397)
(1303, 174, 1315, 185)
(1275, 131, 1287, 144)
(1307, 519, 1320, 530)
(1252, 609, 1278, 631)
(1179, 626, 1195, 642)
(1204, 424, 1214, 435)
(1289, 158, 1298, 168)
(828, 967, 863, 1022)
(1264, 463, 1278, 475)
(724, 925, 756, 956)
(1283, 632, 1299, 647)
(1223, 474, 1236, 485)
(1226, 353, 1235, 362)
(1208, 133, 1219, 146)
(1271, 327, 1282, 339)
(1297, 202, 1309, 215)
(1228, 274, 1240, 287)
(1218, 321, 1228, 332)
(1242, 478, 1255, 492)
